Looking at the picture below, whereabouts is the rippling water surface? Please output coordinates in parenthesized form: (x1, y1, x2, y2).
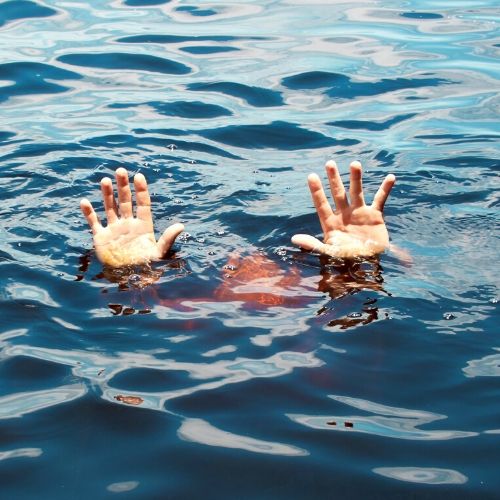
(1, 0, 499, 498)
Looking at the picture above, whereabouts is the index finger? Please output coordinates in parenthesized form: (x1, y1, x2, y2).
(308, 173, 334, 236)
(372, 174, 396, 212)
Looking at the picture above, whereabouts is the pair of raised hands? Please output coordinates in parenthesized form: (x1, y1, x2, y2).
(80, 160, 395, 267)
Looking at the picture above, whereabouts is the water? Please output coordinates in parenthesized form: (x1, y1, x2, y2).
(0, 0, 499, 498)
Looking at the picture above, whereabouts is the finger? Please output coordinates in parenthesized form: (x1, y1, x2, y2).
(100, 177, 118, 224)
(349, 161, 365, 208)
(308, 173, 334, 235)
(157, 223, 184, 257)
(80, 198, 101, 235)
(372, 174, 396, 212)
(291, 234, 326, 254)
(325, 160, 348, 211)
(115, 167, 133, 218)
(134, 173, 153, 225)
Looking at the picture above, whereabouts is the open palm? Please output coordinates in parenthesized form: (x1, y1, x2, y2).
(80, 168, 184, 268)
(292, 160, 395, 258)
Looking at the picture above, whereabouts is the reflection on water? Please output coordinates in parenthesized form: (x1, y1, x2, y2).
(0, 448, 42, 462)
(106, 481, 139, 493)
(317, 257, 386, 301)
(0, 384, 87, 419)
(373, 467, 468, 485)
(289, 394, 477, 440)
(4, 342, 322, 412)
(78, 250, 389, 331)
(178, 418, 307, 456)
(0, 0, 499, 497)
(463, 349, 500, 378)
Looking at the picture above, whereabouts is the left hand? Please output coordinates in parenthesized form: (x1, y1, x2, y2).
(80, 168, 184, 268)
(292, 160, 395, 258)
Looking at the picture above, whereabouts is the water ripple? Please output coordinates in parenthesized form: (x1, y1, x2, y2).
(289, 394, 477, 440)
(0, 447, 42, 461)
(3, 343, 322, 414)
(463, 349, 500, 377)
(178, 418, 307, 456)
(123, 0, 169, 6)
(0, 0, 499, 496)
(116, 34, 268, 44)
(0, 0, 56, 28)
(187, 81, 284, 107)
(110, 100, 232, 119)
(198, 121, 357, 149)
(0, 62, 81, 103)
(281, 71, 453, 100)
(0, 384, 87, 419)
(373, 466, 467, 485)
(57, 53, 191, 75)
(327, 113, 417, 131)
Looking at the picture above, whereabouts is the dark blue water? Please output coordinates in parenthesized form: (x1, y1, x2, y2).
(0, 1, 499, 498)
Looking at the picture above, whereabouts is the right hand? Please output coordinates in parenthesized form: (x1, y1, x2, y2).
(292, 160, 395, 259)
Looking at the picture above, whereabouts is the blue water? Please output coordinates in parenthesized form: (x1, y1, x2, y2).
(0, 0, 499, 498)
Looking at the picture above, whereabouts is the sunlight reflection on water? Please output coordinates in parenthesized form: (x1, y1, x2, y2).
(0, 0, 498, 497)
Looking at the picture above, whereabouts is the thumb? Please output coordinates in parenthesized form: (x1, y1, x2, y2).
(157, 223, 184, 257)
(291, 234, 325, 253)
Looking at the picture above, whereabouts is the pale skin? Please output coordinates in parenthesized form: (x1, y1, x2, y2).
(80, 161, 395, 267)
(291, 160, 395, 258)
(80, 167, 184, 268)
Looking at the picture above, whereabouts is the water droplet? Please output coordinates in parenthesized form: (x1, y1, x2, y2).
(208, 250, 216, 256)
(348, 312, 362, 318)
(443, 312, 456, 320)
(167, 144, 177, 150)
(216, 229, 225, 236)
(490, 297, 498, 304)
(128, 274, 141, 286)
(174, 198, 183, 205)
(223, 265, 237, 271)
(274, 247, 287, 256)
(178, 232, 191, 242)
(196, 237, 205, 243)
